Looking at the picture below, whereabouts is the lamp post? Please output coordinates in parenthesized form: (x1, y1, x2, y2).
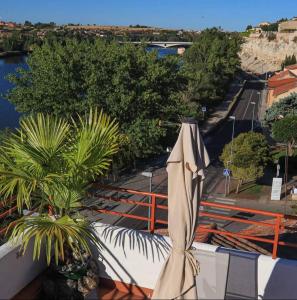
(224, 116, 236, 196)
(251, 101, 256, 131)
(141, 171, 153, 230)
(229, 116, 236, 161)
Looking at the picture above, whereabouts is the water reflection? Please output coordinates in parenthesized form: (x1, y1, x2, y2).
(0, 56, 27, 129)
(0, 55, 27, 66)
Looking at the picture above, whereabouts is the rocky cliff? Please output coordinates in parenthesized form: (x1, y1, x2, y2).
(240, 32, 297, 73)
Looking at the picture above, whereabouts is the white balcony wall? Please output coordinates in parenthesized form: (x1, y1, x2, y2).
(0, 239, 47, 299)
(93, 223, 297, 300)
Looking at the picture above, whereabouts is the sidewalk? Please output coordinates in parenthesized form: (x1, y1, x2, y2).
(201, 78, 246, 136)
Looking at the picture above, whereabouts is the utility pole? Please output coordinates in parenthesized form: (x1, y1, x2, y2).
(251, 101, 256, 131)
(225, 116, 236, 196)
(141, 171, 153, 230)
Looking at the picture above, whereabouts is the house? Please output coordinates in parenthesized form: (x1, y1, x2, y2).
(258, 21, 271, 27)
(267, 65, 297, 106)
(0, 21, 17, 28)
(278, 20, 297, 32)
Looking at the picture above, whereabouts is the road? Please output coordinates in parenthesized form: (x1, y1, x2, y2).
(87, 79, 266, 230)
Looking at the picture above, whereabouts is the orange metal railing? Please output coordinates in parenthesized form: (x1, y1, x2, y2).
(91, 184, 297, 259)
(1, 184, 296, 259)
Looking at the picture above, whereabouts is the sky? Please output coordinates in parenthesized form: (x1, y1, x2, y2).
(1, 0, 297, 31)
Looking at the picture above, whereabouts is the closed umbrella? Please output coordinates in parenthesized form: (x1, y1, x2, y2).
(152, 119, 210, 299)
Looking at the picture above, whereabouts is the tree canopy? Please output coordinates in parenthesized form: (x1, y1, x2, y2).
(220, 132, 270, 192)
(181, 28, 242, 103)
(272, 115, 297, 156)
(281, 55, 297, 70)
(264, 93, 297, 126)
(6, 39, 197, 167)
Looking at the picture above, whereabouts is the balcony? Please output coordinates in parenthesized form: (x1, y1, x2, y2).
(1, 185, 297, 299)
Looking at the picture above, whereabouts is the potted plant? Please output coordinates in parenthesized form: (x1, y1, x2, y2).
(0, 108, 119, 299)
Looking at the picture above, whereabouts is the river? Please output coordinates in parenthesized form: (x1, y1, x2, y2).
(0, 55, 26, 129)
(0, 48, 177, 129)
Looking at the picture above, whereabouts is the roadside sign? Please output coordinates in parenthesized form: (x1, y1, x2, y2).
(223, 169, 230, 177)
(202, 106, 207, 112)
(271, 177, 282, 201)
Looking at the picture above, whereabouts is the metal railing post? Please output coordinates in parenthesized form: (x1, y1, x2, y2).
(150, 195, 156, 234)
(272, 216, 281, 259)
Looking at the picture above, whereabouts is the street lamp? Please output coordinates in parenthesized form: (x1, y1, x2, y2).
(229, 116, 236, 163)
(225, 116, 236, 196)
(251, 101, 256, 131)
(141, 171, 153, 230)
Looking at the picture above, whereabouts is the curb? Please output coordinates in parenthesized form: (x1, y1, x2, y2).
(203, 80, 247, 137)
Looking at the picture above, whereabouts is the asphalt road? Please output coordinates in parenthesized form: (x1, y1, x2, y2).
(203, 80, 264, 193)
(90, 79, 266, 231)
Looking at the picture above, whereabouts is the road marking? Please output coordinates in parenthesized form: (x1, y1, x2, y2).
(242, 90, 254, 119)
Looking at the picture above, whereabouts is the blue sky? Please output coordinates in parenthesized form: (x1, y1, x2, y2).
(2, 0, 297, 31)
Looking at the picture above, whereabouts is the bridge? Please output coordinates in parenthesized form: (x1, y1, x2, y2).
(120, 41, 193, 48)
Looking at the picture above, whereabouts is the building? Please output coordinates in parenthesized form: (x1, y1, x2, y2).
(258, 21, 271, 27)
(278, 20, 297, 32)
(267, 64, 297, 106)
(0, 21, 17, 28)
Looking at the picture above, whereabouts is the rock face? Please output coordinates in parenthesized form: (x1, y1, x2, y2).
(240, 33, 297, 73)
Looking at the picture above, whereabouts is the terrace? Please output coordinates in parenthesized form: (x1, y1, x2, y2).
(1, 184, 297, 299)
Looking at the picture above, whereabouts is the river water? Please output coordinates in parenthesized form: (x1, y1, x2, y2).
(0, 48, 177, 129)
(0, 55, 26, 129)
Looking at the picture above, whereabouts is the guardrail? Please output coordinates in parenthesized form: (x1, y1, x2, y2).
(90, 184, 297, 259)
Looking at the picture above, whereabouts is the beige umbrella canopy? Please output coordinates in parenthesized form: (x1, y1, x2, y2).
(152, 120, 210, 299)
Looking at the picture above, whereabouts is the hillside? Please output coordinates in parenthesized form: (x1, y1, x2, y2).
(240, 32, 297, 73)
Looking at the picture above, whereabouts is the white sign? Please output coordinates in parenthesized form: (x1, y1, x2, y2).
(271, 177, 282, 201)
(202, 106, 207, 112)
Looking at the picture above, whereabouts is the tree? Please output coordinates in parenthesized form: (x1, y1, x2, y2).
(0, 108, 119, 264)
(264, 93, 297, 126)
(6, 39, 196, 166)
(281, 55, 297, 69)
(272, 115, 297, 156)
(246, 25, 253, 31)
(182, 28, 242, 103)
(267, 32, 276, 42)
(24, 20, 33, 27)
(220, 132, 270, 193)
(1, 32, 24, 51)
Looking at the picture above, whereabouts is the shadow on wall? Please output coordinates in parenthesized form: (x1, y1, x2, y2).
(90, 223, 171, 295)
(263, 259, 297, 299)
(100, 224, 170, 262)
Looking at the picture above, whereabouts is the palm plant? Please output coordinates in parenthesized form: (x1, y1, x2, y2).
(0, 108, 119, 265)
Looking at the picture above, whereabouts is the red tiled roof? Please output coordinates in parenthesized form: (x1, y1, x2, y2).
(269, 70, 295, 82)
(285, 64, 297, 71)
(273, 81, 297, 96)
(268, 77, 297, 88)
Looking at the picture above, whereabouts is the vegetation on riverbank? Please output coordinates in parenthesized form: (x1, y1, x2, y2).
(5, 29, 242, 170)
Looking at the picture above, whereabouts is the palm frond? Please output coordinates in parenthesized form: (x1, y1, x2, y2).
(8, 215, 100, 265)
(66, 108, 119, 182)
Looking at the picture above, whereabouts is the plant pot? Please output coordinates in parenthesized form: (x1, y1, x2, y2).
(40, 250, 99, 300)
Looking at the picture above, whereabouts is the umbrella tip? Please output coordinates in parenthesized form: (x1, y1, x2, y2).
(181, 117, 198, 124)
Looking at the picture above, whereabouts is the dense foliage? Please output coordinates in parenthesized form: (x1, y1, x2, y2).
(220, 132, 270, 193)
(182, 28, 242, 103)
(281, 55, 297, 70)
(6, 39, 196, 167)
(260, 18, 288, 32)
(1, 109, 118, 264)
(0, 31, 41, 52)
(272, 115, 297, 156)
(264, 93, 297, 126)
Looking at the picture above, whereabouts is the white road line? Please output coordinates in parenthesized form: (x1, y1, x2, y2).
(213, 199, 236, 205)
(242, 90, 254, 119)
